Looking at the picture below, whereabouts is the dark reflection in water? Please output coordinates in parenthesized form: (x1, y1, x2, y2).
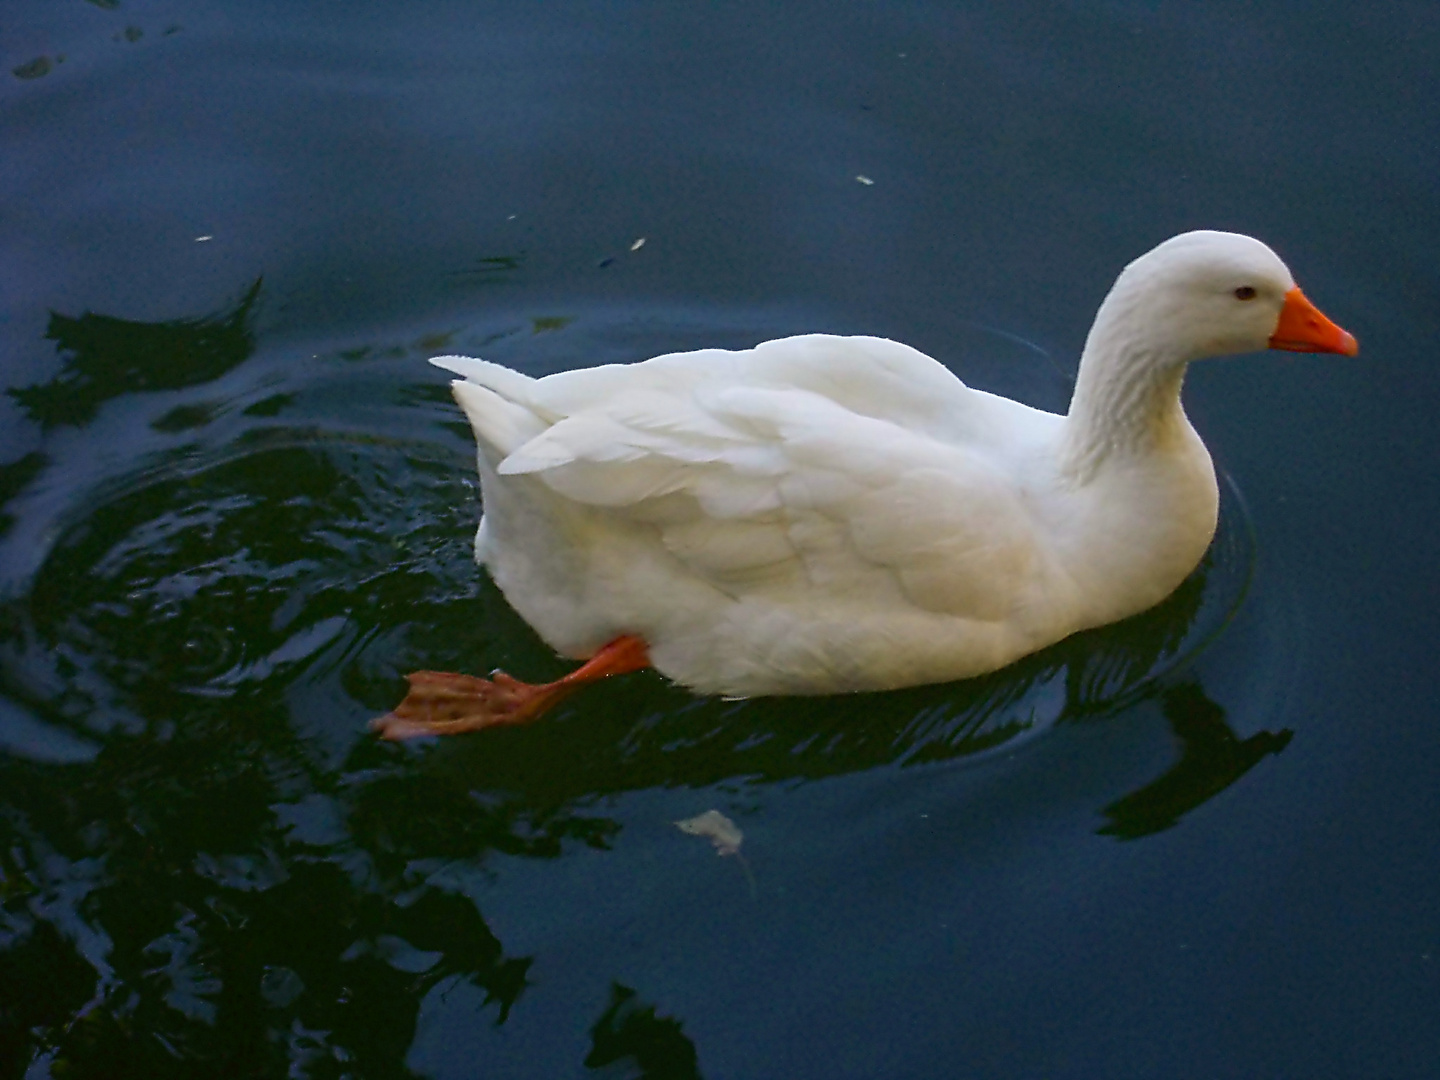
(1099, 682, 1293, 840)
(585, 984, 702, 1080)
(0, 286, 1290, 1076)
(0, 453, 46, 538)
(11, 56, 54, 80)
(447, 253, 525, 285)
(7, 279, 262, 429)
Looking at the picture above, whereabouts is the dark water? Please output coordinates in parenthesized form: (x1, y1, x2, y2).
(3, 2, 1438, 1077)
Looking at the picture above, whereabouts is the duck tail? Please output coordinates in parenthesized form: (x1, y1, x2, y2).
(429, 356, 549, 469)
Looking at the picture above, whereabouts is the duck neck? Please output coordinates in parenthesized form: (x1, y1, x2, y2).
(1060, 301, 1195, 483)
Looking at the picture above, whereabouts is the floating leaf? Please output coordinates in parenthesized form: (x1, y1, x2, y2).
(674, 810, 742, 857)
(675, 810, 755, 897)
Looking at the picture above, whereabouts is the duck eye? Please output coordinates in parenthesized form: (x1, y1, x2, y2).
(1233, 286, 1257, 300)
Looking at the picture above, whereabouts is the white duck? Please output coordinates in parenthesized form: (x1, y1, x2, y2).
(374, 230, 1355, 738)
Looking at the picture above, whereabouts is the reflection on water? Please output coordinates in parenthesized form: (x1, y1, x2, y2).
(0, 454, 46, 538)
(9, 0, 178, 84)
(7, 280, 261, 429)
(1099, 682, 1293, 840)
(585, 984, 702, 1080)
(0, 285, 1291, 1075)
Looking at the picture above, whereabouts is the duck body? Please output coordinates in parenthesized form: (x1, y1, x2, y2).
(431, 231, 1355, 699)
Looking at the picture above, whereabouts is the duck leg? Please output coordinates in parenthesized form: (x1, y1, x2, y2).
(371, 635, 651, 740)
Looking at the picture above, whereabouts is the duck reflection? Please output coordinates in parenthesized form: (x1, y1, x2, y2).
(1098, 681, 1293, 840)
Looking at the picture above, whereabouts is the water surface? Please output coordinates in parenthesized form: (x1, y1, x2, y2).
(3, 2, 1438, 1077)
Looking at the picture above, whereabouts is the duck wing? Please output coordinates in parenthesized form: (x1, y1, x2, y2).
(476, 335, 1059, 624)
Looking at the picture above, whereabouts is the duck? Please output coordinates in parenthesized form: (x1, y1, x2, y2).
(373, 230, 1356, 739)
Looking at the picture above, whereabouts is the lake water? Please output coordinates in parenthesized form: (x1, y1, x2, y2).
(3, 2, 1438, 1077)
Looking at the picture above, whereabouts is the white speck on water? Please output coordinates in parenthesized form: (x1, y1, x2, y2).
(856, 175, 874, 185)
(194, 235, 212, 242)
(630, 237, 646, 251)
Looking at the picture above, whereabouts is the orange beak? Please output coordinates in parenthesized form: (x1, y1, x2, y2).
(1269, 287, 1358, 356)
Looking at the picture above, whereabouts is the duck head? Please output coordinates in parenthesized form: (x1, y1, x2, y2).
(1101, 229, 1358, 362)
(1063, 230, 1357, 479)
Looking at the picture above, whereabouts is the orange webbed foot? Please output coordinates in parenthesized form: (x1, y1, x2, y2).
(370, 635, 652, 740)
(370, 669, 576, 739)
